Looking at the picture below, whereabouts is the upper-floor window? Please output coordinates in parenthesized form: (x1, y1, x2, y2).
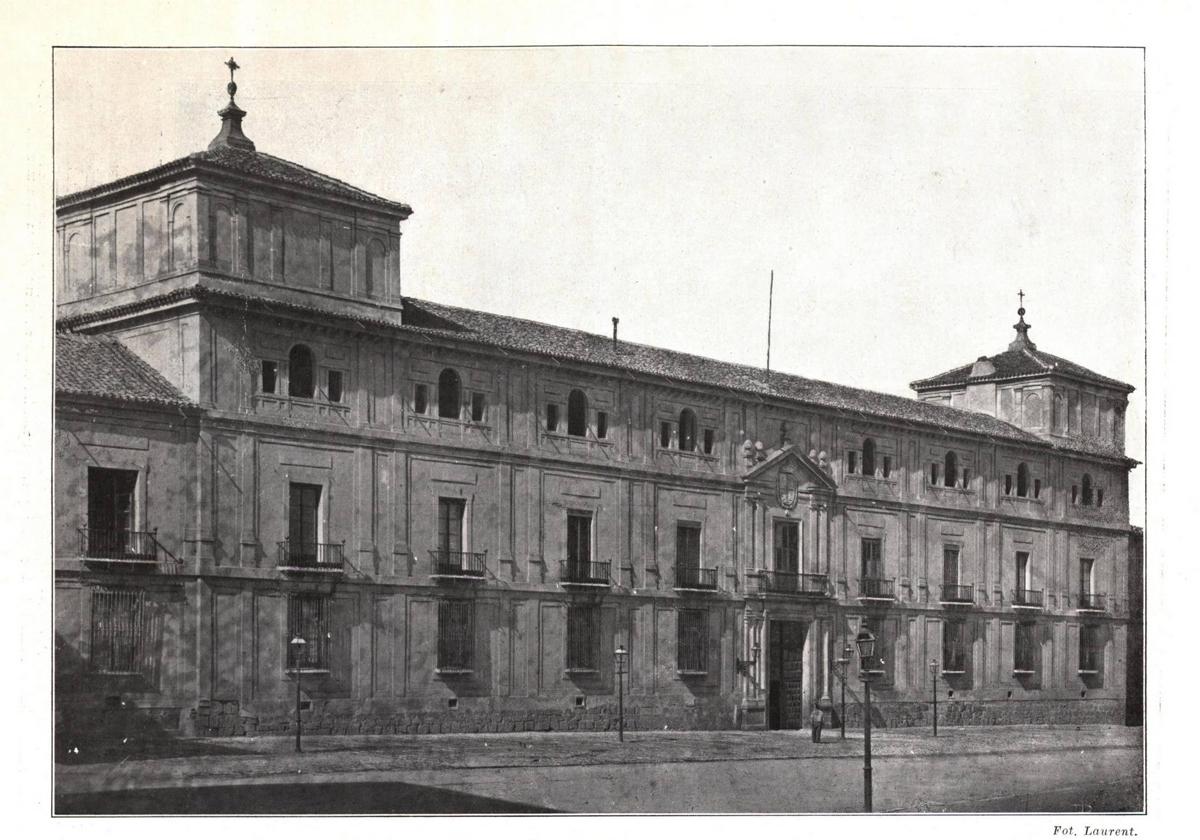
(326, 370, 343, 404)
(596, 411, 609, 440)
(677, 523, 701, 573)
(929, 462, 940, 486)
(862, 438, 876, 476)
(774, 520, 800, 573)
(702, 428, 715, 455)
(546, 402, 560, 432)
(87, 467, 138, 545)
(1079, 557, 1095, 597)
(470, 391, 486, 423)
(567, 389, 588, 436)
(848, 450, 858, 475)
(943, 451, 958, 488)
(1033, 478, 1042, 500)
(414, 383, 428, 414)
(1016, 463, 1029, 498)
(882, 455, 892, 478)
(1081, 474, 1094, 506)
(288, 344, 315, 398)
(288, 483, 322, 562)
(437, 497, 465, 556)
(679, 409, 698, 452)
(260, 360, 278, 394)
(861, 537, 883, 580)
(438, 368, 461, 419)
(660, 421, 672, 448)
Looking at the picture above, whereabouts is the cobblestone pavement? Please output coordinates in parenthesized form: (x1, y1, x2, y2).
(57, 724, 1141, 797)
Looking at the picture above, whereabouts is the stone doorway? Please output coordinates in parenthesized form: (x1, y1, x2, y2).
(767, 620, 807, 730)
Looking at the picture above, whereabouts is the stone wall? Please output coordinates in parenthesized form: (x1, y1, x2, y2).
(831, 698, 1123, 729)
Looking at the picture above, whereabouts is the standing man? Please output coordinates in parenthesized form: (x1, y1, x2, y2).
(810, 706, 825, 743)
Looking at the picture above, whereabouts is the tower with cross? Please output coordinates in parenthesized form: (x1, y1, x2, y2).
(209, 55, 256, 152)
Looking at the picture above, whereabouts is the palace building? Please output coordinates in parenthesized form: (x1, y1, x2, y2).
(54, 65, 1140, 743)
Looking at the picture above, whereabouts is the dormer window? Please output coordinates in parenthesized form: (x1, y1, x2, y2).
(862, 438, 876, 476)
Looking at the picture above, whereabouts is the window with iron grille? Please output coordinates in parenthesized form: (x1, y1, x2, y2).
(1079, 624, 1102, 674)
(1014, 622, 1038, 674)
(942, 620, 968, 673)
(90, 587, 146, 675)
(677, 609, 708, 672)
(566, 604, 600, 671)
(287, 594, 330, 671)
(438, 600, 474, 672)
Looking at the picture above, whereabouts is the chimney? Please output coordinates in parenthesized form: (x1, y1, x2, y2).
(612, 317, 619, 352)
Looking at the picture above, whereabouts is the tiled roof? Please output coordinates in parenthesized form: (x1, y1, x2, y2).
(911, 346, 1134, 393)
(55, 334, 191, 407)
(56, 146, 412, 217)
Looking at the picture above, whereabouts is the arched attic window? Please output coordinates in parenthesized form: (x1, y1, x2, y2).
(943, 451, 958, 488)
(438, 368, 462, 419)
(1016, 463, 1030, 498)
(288, 344, 315, 398)
(862, 438, 876, 477)
(567, 389, 588, 437)
(679, 408, 698, 452)
(1081, 473, 1094, 506)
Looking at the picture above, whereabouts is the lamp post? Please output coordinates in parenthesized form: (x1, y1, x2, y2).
(929, 659, 939, 737)
(836, 644, 852, 740)
(854, 628, 877, 813)
(614, 644, 628, 742)
(289, 636, 306, 753)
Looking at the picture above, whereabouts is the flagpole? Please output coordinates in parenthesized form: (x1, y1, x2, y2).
(767, 270, 774, 372)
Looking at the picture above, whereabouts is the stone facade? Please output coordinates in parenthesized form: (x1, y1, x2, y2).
(54, 76, 1140, 748)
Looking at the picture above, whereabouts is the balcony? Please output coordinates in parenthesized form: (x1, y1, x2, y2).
(674, 565, 719, 591)
(753, 570, 830, 597)
(429, 549, 487, 579)
(1077, 592, 1108, 612)
(939, 583, 975, 605)
(857, 577, 896, 601)
(559, 559, 611, 587)
(1013, 588, 1044, 610)
(276, 540, 345, 574)
(79, 528, 160, 568)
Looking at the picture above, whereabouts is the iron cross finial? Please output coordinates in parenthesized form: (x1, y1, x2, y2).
(225, 57, 240, 81)
(223, 57, 241, 102)
(1018, 288, 1025, 309)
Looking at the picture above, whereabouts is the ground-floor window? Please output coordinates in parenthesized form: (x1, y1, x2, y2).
(942, 620, 968, 674)
(1079, 624, 1103, 675)
(566, 604, 600, 672)
(287, 594, 330, 672)
(677, 609, 708, 673)
(1014, 622, 1038, 675)
(437, 600, 474, 672)
(90, 587, 146, 675)
(860, 616, 894, 685)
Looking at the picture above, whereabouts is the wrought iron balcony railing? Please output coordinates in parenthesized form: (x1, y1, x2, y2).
(858, 577, 895, 599)
(560, 559, 611, 586)
(754, 570, 830, 597)
(1013, 588, 1044, 608)
(940, 583, 975, 603)
(1078, 592, 1107, 611)
(674, 566, 719, 590)
(276, 540, 345, 572)
(430, 549, 487, 578)
(79, 528, 159, 564)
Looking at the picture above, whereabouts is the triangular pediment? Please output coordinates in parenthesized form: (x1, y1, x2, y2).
(742, 444, 838, 494)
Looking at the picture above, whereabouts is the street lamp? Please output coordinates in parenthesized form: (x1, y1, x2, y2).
(854, 628, 877, 813)
(289, 636, 306, 753)
(836, 643, 852, 740)
(929, 659, 939, 737)
(614, 644, 628, 742)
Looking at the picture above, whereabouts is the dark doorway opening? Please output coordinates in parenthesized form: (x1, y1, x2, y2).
(767, 619, 807, 730)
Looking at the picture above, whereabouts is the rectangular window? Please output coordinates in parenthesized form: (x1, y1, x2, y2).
(929, 463, 940, 485)
(596, 411, 608, 439)
(1004, 474, 1014, 495)
(437, 497, 465, 555)
(1015, 551, 1030, 591)
(1072, 485, 1079, 504)
(1079, 557, 1094, 596)
(847, 451, 858, 474)
(660, 421, 672, 448)
(1096, 489, 1104, 508)
(882, 455, 892, 478)
(287, 594, 330, 671)
(861, 537, 883, 580)
(90, 587, 145, 675)
(288, 483, 322, 563)
(470, 391, 486, 423)
(1033, 478, 1042, 500)
(413, 383, 428, 414)
(774, 520, 800, 574)
(566, 513, 592, 578)
(676, 523, 701, 574)
(566, 604, 600, 671)
(677, 609, 708, 673)
(86, 467, 139, 557)
(261, 360, 278, 394)
(1014, 622, 1037, 673)
(961, 468, 970, 488)
(1079, 624, 1102, 674)
(943, 546, 960, 586)
(702, 428, 715, 455)
(546, 403, 559, 432)
(437, 600, 474, 672)
(326, 370, 343, 403)
(942, 620, 968, 673)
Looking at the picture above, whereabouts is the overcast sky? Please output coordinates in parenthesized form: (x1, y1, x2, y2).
(53, 47, 1145, 522)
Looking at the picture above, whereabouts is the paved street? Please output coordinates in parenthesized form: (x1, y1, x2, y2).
(56, 724, 1143, 814)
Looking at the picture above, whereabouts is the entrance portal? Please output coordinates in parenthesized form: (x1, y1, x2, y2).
(767, 620, 807, 730)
